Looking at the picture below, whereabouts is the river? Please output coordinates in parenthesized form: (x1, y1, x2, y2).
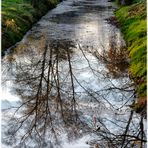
(1, 0, 147, 148)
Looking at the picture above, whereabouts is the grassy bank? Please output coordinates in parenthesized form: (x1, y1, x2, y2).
(2, 0, 60, 53)
(115, 1, 146, 114)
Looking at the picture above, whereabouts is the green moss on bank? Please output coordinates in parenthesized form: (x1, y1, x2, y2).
(2, 0, 59, 52)
(115, 2, 146, 113)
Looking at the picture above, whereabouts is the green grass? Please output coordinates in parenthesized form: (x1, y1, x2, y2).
(2, 0, 59, 52)
(115, 1, 146, 112)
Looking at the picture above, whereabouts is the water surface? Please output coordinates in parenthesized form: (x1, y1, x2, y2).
(2, 0, 146, 147)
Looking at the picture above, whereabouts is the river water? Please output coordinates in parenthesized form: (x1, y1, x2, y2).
(1, 0, 147, 148)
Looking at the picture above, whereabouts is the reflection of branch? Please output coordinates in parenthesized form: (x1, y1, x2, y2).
(103, 86, 134, 92)
(140, 116, 144, 148)
(121, 110, 133, 148)
(67, 48, 78, 120)
(119, 134, 147, 143)
(78, 44, 102, 76)
(43, 45, 54, 135)
(78, 44, 133, 110)
(54, 47, 65, 119)
(72, 74, 101, 104)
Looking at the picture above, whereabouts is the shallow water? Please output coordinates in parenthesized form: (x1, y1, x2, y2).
(1, 0, 146, 147)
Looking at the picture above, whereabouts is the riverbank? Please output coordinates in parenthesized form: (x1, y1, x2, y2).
(2, 0, 60, 53)
(115, 1, 146, 115)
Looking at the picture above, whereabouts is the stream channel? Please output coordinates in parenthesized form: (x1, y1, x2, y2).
(1, 0, 147, 148)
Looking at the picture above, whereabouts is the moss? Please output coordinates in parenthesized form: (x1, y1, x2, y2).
(115, 1, 146, 113)
(2, 0, 60, 52)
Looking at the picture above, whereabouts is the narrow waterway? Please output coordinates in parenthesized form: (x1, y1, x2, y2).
(1, 0, 146, 148)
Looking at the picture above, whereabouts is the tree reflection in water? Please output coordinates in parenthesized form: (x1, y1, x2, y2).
(2, 39, 147, 148)
(94, 35, 129, 79)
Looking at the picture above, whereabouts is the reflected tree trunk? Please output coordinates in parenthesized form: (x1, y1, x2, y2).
(2, 40, 147, 147)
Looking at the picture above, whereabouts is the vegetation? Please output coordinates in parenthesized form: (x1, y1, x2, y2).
(115, 0, 146, 114)
(2, 0, 60, 53)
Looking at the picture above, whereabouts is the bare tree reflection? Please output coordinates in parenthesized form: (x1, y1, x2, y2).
(2, 38, 147, 147)
(89, 111, 147, 148)
(2, 40, 87, 147)
(94, 35, 129, 79)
